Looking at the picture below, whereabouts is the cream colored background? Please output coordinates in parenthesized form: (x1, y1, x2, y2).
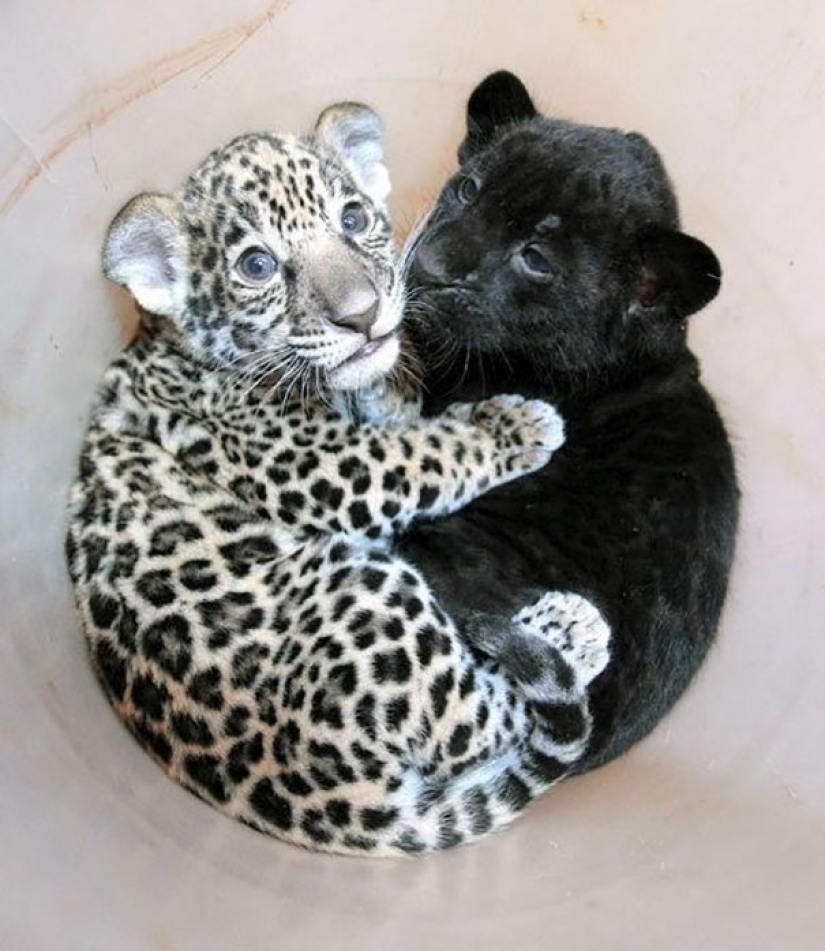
(1, 2, 823, 949)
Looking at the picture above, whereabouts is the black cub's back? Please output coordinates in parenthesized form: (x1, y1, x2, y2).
(400, 71, 739, 771)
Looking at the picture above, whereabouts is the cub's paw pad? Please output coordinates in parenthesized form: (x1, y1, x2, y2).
(513, 591, 611, 688)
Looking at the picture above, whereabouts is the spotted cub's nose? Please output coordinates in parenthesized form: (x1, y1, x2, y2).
(327, 283, 379, 335)
(306, 237, 381, 336)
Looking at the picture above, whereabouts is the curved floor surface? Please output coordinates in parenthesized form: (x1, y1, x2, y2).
(1, 2, 823, 949)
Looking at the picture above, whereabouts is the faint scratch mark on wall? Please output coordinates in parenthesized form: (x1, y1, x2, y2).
(0, 113, 57, 184)
(578, 10, 608, 29)
(86, 123, 109, 191)
(194, 3, 284, 86)
(0, 0, 293, 218)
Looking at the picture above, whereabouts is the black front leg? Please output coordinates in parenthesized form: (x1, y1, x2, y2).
(397, 514, 545, 636)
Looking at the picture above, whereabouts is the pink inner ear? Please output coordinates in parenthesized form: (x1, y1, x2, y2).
(636, 264, 659, 306)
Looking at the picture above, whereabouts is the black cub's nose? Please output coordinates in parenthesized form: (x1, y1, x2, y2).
(413, 224, 480, 285)
(328, 285, 379, 335)
(413, 236, 449, 283)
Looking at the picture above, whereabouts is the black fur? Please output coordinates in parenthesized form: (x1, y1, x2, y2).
(398, 71, 739, 772)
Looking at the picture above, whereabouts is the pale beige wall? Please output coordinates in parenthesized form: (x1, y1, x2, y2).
(1, 2, 822, 949)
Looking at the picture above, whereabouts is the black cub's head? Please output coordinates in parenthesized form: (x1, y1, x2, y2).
(407, 71, 721, 394)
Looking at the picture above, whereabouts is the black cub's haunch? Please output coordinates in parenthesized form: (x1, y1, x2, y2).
(400, 71, 739, 772)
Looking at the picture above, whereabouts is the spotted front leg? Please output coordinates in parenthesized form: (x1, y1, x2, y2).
(155, 391, 563, 540)
(252, 394, 564, 539)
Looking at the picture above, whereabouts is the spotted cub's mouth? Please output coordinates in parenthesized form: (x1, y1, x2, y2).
(339, 333, 395, 367)
(286, 290, 405, 392)
(327, 330, 401, 391)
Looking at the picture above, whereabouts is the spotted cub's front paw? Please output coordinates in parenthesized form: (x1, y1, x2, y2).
(472, 394, 565, 477)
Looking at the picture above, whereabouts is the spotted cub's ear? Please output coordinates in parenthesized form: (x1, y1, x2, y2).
(313, 102, 391, 208)
(459, 70, 538, 163)
(103, 193, 188, 316)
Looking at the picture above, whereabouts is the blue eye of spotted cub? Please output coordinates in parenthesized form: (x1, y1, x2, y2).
(519, 244, 552, 278)
(341, 201, 370, 235)
(237, 247, 278, 284)
(456, 175, 479, 204)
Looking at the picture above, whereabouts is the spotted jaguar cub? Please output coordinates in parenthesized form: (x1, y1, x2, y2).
(66, 104, 610, 855)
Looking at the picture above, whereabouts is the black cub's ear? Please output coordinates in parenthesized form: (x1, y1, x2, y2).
(632, 227, 721, 318)
(459, 71, 538, 163)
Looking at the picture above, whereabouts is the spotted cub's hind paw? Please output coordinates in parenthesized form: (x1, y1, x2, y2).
(513, 591, 611, 690)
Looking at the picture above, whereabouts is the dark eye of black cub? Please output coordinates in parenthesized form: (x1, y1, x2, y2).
(520, 245, 552, 277)
(237, 248, 278, 284)
(341, 202, 370, 235)
(457, 176, 479, 204)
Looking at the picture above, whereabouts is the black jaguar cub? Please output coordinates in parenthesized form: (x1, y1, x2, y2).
(400, 71, 739, 773)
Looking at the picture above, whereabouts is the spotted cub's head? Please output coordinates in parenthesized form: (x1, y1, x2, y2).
(103, 104, 402, 391)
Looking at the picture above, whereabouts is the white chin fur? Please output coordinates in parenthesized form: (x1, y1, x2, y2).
(327, 334, 400, 391)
